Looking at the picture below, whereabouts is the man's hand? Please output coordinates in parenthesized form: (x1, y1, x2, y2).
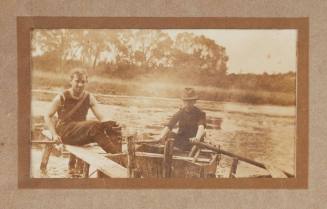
(52, 134, 62, 144)
(189, 137, 200, 143)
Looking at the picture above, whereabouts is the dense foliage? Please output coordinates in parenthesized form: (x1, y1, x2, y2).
(32, 29, 295, 95)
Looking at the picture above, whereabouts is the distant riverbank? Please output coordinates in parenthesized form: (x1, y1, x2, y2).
(32, 70, 295, 106)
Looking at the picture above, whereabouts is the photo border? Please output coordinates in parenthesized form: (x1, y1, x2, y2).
(17, 17, 308, 189)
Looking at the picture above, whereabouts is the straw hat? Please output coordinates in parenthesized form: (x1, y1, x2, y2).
(181, 88, 198, 100)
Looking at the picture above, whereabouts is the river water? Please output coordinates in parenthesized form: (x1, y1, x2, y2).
(31, 92, 295, 178)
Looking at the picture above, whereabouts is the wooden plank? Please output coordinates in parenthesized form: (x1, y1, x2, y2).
(31, 140, 57, 144)
(192, 149, 201, 163)
(188, 145, 198, 157)
(135, 152, 211, 163)
(65, 145, 128, 178)
(264, 164, 288, 178)
(42, 129, 53, 139)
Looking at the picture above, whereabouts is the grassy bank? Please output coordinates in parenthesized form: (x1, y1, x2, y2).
(32, 70, 295, 106)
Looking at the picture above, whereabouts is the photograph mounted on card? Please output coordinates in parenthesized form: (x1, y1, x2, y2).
(17, 17, 308, 188)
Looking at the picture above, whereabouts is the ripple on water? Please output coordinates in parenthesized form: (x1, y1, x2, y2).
(31, 97, 296, 177)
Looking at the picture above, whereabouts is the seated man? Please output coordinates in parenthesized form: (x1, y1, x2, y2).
(158, 88, 206, 151)
(44, 68, 122, 154)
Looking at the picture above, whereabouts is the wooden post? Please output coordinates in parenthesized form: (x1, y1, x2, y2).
(188, 145, 198, 157)
(162, 138, 174, 178)
(68, 154, 77, 170)
(40, 144, 54, 171)
(97, 170, 105, 178)
(82, 162, 90, 178)
(229, 157, 239, 178)
(127, 134, 136, 178)
(192, 148, 202, 163)
(75, 158, 84, 174)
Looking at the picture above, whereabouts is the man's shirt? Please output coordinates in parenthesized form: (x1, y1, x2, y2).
(166, 106, 206, 138)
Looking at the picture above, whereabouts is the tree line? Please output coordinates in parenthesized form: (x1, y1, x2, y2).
(32, 29, 295, 93)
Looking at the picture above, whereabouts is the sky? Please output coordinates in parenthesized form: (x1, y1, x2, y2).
(164, 29, 297, 74)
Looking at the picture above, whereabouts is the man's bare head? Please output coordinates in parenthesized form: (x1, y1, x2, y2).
(69, 68, 88, 96)
(69, 68, 88, 81)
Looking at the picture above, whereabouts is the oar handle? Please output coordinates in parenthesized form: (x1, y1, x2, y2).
(134, 139, 162, 144)
(192, 141, 294, 178)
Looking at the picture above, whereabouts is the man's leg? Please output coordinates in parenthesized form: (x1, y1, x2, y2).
(89, 123, 122, 154)
(60, 120, 122, 153)
(60, 121, 99, 145)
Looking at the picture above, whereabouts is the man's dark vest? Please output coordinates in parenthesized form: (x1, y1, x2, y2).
(57, 90, 90, 124)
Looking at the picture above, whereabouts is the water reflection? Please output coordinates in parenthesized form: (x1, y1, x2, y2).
(31, 93, 296, 177)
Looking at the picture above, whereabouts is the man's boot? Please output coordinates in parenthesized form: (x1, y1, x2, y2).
(88, 121, 122, 153)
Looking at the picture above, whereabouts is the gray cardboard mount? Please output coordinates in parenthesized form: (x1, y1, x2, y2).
(1, 0, 327, 209)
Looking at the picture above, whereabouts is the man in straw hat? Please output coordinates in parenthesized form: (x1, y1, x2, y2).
(158, 88, 206, 151)
(44, 68, 122, 155)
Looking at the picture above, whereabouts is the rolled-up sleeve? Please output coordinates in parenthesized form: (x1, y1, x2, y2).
(197, 111, 206, 128)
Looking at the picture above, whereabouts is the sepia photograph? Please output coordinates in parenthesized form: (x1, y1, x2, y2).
(30, 28, 296, 179)
(17, 17, 308, 188)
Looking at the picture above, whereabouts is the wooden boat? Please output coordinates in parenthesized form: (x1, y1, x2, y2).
(33, 128, 294, 179)
(107, 140, 219, 178)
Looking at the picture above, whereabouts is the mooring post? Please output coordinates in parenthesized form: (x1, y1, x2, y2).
(82, 162, 90, 178)
(229, 157, 239, 178)
(163, 138, 174, 178)
(68, 154, 77, 170)
(40, 144, 54, 171)
(127, 133, 136, 178)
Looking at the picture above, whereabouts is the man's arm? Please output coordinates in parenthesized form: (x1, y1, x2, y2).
(89, 94, 106, 122)
(158, 110, 181, 142)
(44, 95, 62, 143)
(158, 126, 170, 142)
(190, 111, 206, 143)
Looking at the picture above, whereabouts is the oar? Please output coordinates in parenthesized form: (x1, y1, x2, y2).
(134, 139, 162, 144)
(192, 141, 294, 178)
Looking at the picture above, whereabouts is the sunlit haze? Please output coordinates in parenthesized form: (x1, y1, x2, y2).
(165, 29, 297, 74)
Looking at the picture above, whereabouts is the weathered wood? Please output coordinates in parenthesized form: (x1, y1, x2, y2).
(39, 130, 55, 171)
(163, 139, 174, 178)
(65, 145, 128, 178)
(188, 145, 198, 157)
(40, 144, 53, 171)
(203, 154, 219, 178)
(229, 158, 239, 178)
(192, 148, 202, 163)
(68, 154, 77, 170)
(135, 152, 211, 163)
(264, 164, 288, 178)
(82, 162, 90, 178)
(42, 129, 53, 140)
(41, 129, 127, 177)
(188, 135, 205, 157)
(127, 134, 136, 178)
(75, 158, 84, 174)
(210, 154, 219, 165)
(31, 140, 57, 144)
(97, 170, 106, 178)
(194, 141, 294, 177)
(200, 149, 216, 154)
(109, 146, 218, 178)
